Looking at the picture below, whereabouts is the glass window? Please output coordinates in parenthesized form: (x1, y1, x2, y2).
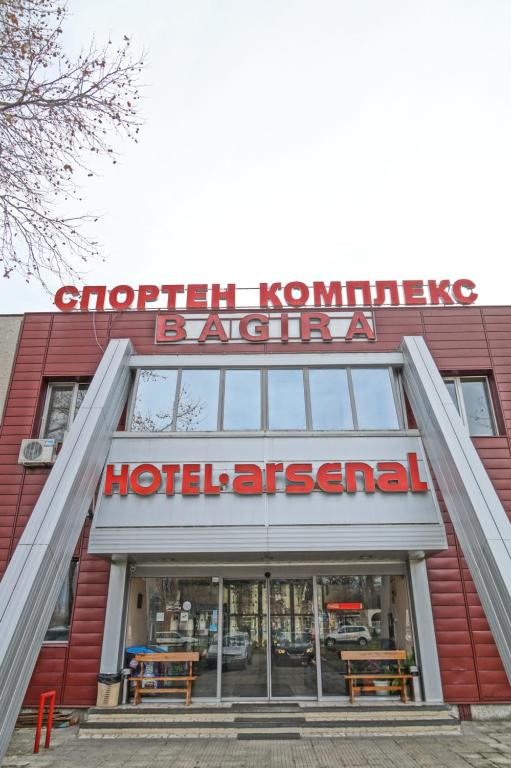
(43, 382, 89, 441)
(444, 380, 459, 410)
(44, 560, 78, 642)
(317, 575, 415, 696)
(309, 369, 353, 430)
(267, 369, 306, 430)
(126, 577, 220, 698)
(442, 376, 496, 436)
(176, 370, 220, 431)
(131, 369, 177, 432)
(223, 370, 261, 430)
(351, 368, 399, 429)
(461, 379, 495, 436)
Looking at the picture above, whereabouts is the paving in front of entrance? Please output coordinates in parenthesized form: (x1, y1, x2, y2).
(5, 719, 511, 768)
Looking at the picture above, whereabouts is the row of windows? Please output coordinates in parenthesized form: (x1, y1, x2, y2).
(40, 372, 498, 441)
(130, 367, 402, 432)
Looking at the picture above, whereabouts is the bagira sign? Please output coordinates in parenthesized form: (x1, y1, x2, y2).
(103, 453, 429, 497)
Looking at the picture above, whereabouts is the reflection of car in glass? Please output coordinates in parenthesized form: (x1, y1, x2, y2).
(155, 631, 199, 647)
(325, 625, 372, 648)
(273, 633, 315, 665)
(206, 632, 253, 669)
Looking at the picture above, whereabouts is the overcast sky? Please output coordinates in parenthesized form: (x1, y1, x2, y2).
(2, 0, 511, 312)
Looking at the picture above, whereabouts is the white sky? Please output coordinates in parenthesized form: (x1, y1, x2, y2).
(2, 0, 511, 313)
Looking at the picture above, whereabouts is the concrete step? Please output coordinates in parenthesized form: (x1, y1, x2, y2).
(80, 704, 461, 739)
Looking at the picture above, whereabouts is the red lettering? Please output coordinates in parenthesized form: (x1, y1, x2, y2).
(345, 463, 375, 493)
(285, 463, 314, 494)
(155, 314, 187, 342)
(233, 464, 263, 494)
(161, 284, 185, 309)
(110, 285, 135, 310)
(317, 463, 343, 493)
(162, 464, 180, 495)
(187, 284, 208, 309)
(300, 312, 332, 341)
(130, 463, 162, 495)
(182, 464, 201, 495)
(402, 280, 427, 305)
(346, 281, 372, 306)
(104, 464, 129, 495)
(345, 311, 375, 341)
(198, 313, 229, 343)
(55, 285, 79, 311)
(281, 312, 289, 343)
(376, 462, 409, 492)
(283, 281, 309, 307)
(259, 282, 283, 308)
(313, 281, 342, 307)
(239, 313, 269, 342)
(137, 284, 159, 309)
(427, 280, 453, 305)
(408, 452, 429, 492)
(80, 285, 106, 311)
(373, 281, 399, 306)
(204, 463, 221, 494)
(211, 283, 236, 309)
(265, 463, 284, 493)
(453, 279, 478, 305)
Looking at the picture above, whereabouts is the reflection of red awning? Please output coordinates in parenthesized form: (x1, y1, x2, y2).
(326, 602, 363, 611)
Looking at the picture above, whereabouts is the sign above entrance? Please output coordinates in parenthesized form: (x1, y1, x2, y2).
(54, 279, 478, 312)
(103, 453, 429, 498)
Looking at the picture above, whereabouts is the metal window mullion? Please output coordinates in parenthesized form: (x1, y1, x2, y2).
(455, 378, 469, 430)
(266, 577, 272, 700)
(172, 369, 182, 431)
(388, 366, 404, 429)
(218, 369, 225, 431)
(262, 369, 268, 431)
(303, 368, 312, 430)
(312, 576, 322, 699)
(216, 577, 223, 701)
(347, 368, 359, 430)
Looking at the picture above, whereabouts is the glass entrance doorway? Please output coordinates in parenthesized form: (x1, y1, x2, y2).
(222, 578, 317, 699)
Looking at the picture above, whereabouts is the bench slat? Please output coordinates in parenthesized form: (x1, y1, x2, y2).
(341, 650, 407, 661)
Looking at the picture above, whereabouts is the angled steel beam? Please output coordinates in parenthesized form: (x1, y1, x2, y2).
(401, 335, 511, 683)
(0, 338, 133, 762)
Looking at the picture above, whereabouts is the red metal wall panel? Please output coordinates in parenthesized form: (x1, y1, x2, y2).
(1, 306, 511, 705)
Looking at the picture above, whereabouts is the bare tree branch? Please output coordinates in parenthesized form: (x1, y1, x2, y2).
(0, 0, 145, 290)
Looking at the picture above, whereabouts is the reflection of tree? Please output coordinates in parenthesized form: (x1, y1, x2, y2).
(131, 370, 205, 432)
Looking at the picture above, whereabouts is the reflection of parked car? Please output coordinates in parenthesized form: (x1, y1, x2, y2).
(207, 632, 253, 669)
(325, 626, 372, 648)
(155, 631, 199, 647)
(273, 633, 315, 665)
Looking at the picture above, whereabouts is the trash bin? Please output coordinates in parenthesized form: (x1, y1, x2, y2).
(409, 665, 422, 702)
(96, 672, 122, 707)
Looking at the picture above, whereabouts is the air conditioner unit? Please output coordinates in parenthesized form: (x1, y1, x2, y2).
(18, 438, 57, 466)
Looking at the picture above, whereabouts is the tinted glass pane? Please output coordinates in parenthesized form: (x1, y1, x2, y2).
(309, 369, 353, 430)
(223, 370, 261, 430)
(44, 385, 74, 441)
(131, 369, 177, 432)
(177, 370, 220, 431)
(351, 368, 399, 429)
(317, 575, 415, 696)
(268, 369, 306, 430)
(461, 379, 495, 435)
(444, 380, 459, 411)
(74, 383, 89, 417)
(44, 560, 78, 642)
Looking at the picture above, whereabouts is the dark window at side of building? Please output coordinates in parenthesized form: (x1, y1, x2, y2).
(44, 559, 79, 642)
(443, 376, 497, 436)
(41, 382, 90, 442)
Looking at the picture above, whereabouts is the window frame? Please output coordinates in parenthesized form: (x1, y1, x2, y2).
(40, 381, 89, 441)
(443, 375, 497, 437)
(127, 365, 404, 434)
(42, 558, 79, 644)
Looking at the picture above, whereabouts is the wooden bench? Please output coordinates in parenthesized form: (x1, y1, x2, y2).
(130, 652, 199, 705)
(341, 650, 412, 704)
